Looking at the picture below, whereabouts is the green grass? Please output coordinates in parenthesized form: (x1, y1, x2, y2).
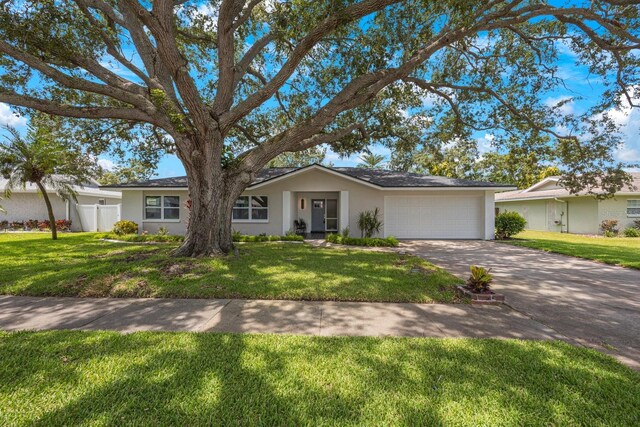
(0, 233, 461, 302)
(1, 331, 639, 426)
(499, 230, 640, 269)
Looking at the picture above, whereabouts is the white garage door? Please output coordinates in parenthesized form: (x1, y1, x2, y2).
(384, 195, 484, 239)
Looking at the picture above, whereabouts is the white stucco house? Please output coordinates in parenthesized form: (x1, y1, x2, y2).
(0, 178, 122, 231)
(495, 173, 640, 234)
(102, 164, 514, 239)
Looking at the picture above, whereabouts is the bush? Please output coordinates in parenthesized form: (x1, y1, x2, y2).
(11, 221, 24, 230)
(156, 226, 169, 236)
(357, 208, 383, 238)
(633, 219, 640, 230)
(600, 219, 619, 236)
(55, 219, 72, 231)
(113, 220, 138, 235)
(495, 211, 526, 239)
(466, 265, 494, 293)
(25, 219, 39, 229)
(623, 227, 640, 238)
(325, 233, 399, 247)
(0, 220, 8, 230)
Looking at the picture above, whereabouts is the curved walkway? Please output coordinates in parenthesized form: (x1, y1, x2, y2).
(401, 240, 640, 369)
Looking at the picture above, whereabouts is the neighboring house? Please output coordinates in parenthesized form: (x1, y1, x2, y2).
(102, 164, 514, 240)
(0, 178, 122, 231)
(495, 173, 640, 234)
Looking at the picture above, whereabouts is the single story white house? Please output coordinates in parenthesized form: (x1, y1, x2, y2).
(0, 178, 122, 231)
(102, 164, 514, 239)
(495, 173, 640, 234)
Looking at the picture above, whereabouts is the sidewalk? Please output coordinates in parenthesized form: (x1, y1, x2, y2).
(0, 295, 564, 340)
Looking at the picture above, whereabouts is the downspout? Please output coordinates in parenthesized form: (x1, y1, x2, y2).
(554, 198, 568, 233)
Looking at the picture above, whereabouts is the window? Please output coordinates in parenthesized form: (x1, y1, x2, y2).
(145, 195, 180, 221)
(233, 196, 269, 221)
(628, 200, 640, 217)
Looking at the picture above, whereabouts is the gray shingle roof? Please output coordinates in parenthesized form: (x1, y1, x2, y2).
(102, 164, 511, 189)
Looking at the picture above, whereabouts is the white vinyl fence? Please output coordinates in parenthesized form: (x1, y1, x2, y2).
(76, 204, 121, 232)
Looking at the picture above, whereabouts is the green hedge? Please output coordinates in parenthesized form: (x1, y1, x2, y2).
(326, 233, 399, 247)
(233, 234, 304, 242)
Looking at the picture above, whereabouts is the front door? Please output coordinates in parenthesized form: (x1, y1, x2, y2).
(311, 199, 325, 232)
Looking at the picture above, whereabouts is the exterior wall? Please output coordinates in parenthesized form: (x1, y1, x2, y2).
(119, 168, 494, 239)
(497, 200, 548, 230)
(497, 195, 621, 235)
(566, 197, 598, 234)
(598, 195, 640, 231)
(0, 193, 66, 223)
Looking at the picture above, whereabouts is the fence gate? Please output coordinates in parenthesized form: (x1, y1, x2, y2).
(76, 204, 121, 232)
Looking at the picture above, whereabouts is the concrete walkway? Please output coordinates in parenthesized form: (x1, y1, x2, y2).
(0, 295, 563, 340)
(401, 240, 640, 369)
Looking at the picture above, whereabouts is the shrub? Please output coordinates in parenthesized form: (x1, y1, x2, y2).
(495, 211, 526, 239)
(340, 227, 350, 238)
(466, 265, 494, 293)
(25, 219, 39, 229)
(113, 220, 138, 235)
(623, 227, 640, 238)
(156, 226, 169, 236)
(0, 220, 8, 230)
(55, 219, 72, 231)
(325, 233, 398, 247)
(357, 207, 383, 238)
(600, 219, 619, 236)
(11, 221, 24, 230)
(633, 219, 640, 230)
(37, 220, 49, 231)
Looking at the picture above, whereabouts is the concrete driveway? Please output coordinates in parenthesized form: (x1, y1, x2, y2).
(401, 240, 640, 369)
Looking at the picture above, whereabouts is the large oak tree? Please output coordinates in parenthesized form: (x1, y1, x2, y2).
(0, 0, 638, 256)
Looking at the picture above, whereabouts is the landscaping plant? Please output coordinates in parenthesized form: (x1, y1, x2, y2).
(466, 265, 494, 293)
(326, 233, 398, 247)
(623, 227, 640, 238)
(112, 220, 139, 236)
(357, 208, 383, 238)
(495, 211, 527, 239)
(600, 219, 619, 236)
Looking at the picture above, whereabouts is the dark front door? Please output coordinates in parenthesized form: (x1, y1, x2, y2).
(311, 199, 325, 232)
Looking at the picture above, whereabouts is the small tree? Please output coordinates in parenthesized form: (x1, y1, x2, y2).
(357, 208, 383, 238)
(0, 123, 98, 240)
(495, 211, 527, 240)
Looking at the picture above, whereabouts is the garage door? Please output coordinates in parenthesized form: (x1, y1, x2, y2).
(384, 195, 484, 239)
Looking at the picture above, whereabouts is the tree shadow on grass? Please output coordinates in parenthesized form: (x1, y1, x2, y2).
(1, 331, 639, 426)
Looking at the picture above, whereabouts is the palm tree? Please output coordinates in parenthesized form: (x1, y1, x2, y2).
(0, 125, 90, 239)
(357, 152, 386, 169)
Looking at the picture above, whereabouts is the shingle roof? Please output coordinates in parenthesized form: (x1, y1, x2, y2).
(496, 172, 640, 201)
(102, 164, 512, 189)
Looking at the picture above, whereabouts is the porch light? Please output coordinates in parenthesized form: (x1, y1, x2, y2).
(300, 198, 305, 210)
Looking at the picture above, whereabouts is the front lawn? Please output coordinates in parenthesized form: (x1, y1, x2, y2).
(2, 331, 639, 426)
(500, 230, 640, 269)
(0, 233, 461, 302)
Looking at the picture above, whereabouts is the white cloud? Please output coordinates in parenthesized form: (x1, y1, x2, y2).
(0, 103, 26, 127)
(476, 133, 495, 155)
(97, 158, 116, 171)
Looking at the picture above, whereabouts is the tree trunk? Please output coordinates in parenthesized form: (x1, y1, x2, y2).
(172, 153, 250, 257)
(35, 181, 57, 240)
